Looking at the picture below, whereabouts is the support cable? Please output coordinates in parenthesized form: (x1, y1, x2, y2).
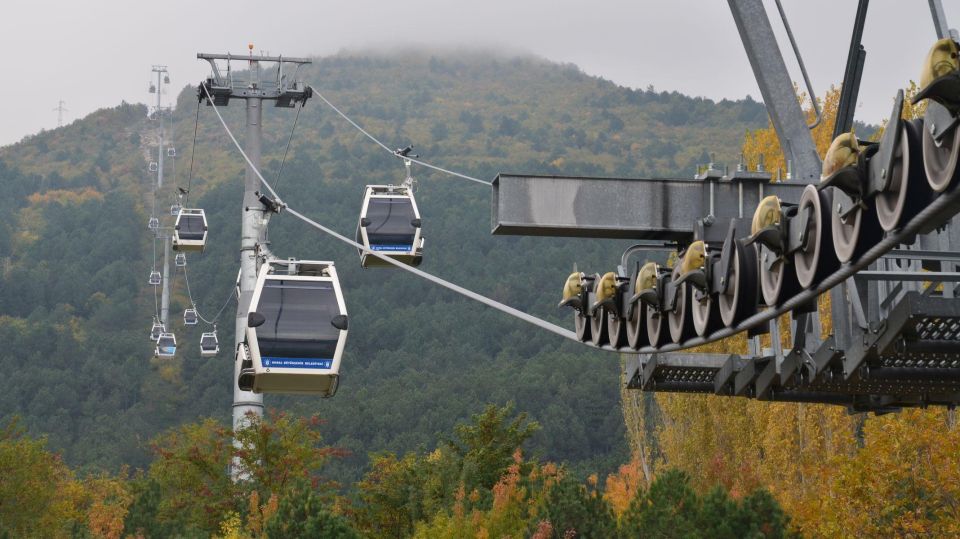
(308, 85, 492, 186)
(774, 0, 822, 129)
(185, 100, 201, 206)
(273, 101, 302, 195)
(201, 87, 577, 342)
(287, 207, 577, 342)
(180, 263, 236, 326)
(205, 76, 960, 355)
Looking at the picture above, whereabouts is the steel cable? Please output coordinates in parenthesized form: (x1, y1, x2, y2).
(202, 89, 578, 343)
(308, 85, 491, 186)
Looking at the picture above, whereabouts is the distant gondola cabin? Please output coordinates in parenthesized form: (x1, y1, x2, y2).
(355, 185, 423, 268)
(173, 209, 208, 252)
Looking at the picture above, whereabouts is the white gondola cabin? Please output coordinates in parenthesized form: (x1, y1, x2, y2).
(184, 308, 198, 326)
(150, 319, 164, 341)
(355, 185, 423, 268)
(200, 331, 219, 357)
(170, 203, 182, 216)
(155, 332, 176, 358)
(238, 259, 348, 397)
(172, 208, 207, 252)
(148, 270, 161, 286)
(175, 252, 186, 267)
(148, 217, 159, 231)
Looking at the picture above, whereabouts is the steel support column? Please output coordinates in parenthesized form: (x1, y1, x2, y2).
(233, 96, 265, 441)
(727, 0, 822, 183)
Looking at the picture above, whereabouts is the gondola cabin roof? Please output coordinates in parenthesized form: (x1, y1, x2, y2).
(242, 259, 347, 397)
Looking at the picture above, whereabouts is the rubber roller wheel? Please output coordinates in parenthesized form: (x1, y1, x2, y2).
(691, 285, 723, 337)
(606, 308, 628, 349)
(590, 306, 609, 346)
(876, 120, 934, 231)
(575, 311, 591, 342)
(719, 239, 759, 327)
(645, 305, 669, 348)
(668, 266, 697, 344)
(922, 112, 960, 193)
(759, 244, 801, 306)
(795, 185, 841, 289)
(625, 299, 647, 350)
(830, 184, 883, 263)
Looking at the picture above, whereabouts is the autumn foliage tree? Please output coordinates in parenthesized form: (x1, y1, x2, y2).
(129, 410, 344, 536)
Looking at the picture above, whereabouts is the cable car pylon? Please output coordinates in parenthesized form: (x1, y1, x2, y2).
(197, 48, 312, 478)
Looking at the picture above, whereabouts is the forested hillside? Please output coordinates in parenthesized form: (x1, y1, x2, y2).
(0, 52, 768, 479)
(6, 48, 950, 539)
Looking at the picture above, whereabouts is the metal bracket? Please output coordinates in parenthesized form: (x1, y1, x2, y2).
(867, 91, 904, 195)
(925, 100, 960, 145)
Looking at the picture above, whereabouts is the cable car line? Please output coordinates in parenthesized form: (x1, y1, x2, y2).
(308, 85, 491, 186)
(180, 263, 236, 326)
(204, 66, 960, 355)
(201, 83, 284, 204)
(286, 207, 578, 342)
(184, 100, 201, 206)
(200, 86, 579, 343)
(272, 101, 302, 195)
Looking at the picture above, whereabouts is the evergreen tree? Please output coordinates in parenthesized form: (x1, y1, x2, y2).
(266, 485, 361, 539)
(535, 474, 617, 538)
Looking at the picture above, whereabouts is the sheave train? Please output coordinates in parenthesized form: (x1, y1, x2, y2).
(560, 39, 960, 351)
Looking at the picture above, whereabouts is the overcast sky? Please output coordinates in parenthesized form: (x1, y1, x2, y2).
(0, 1, 955, 146)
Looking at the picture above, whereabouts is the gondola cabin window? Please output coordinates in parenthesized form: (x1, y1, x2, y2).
(366, 197, 417, 252)
(255, 279, 340, 368)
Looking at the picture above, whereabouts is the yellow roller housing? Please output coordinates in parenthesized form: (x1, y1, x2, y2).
(751, 196, 782, 236)
(637, 262, 659, 292)
(822, 132, 860, 179)
(595, 272, 618, 303)
(679, 241, 706, 276)
(920, 38, 960, 92)
(561, 272, 583, 304)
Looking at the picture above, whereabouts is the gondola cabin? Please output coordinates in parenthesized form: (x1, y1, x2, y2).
(170, 203, 182, 216)
(355, 185, 423, 268)
(148, 217, 159, 231)
(172, 208, 207, 252)
(175, 253, 186, 267)
(148, 271, 161, 286)
(184, 308, 198, 326)
(200, 332, 219, 357)
(239, 259, 348, 397)
(155, 332, 176, 358)
(150, 320, 164, 341)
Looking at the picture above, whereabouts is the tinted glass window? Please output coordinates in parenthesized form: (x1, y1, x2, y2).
(365, 197, 416, 251)
(255, 279, 340, 361)
(178, 214, 205, 240)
